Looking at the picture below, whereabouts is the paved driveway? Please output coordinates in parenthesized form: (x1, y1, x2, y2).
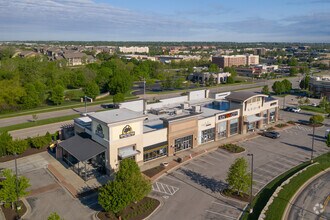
(150, 121, 329, 220)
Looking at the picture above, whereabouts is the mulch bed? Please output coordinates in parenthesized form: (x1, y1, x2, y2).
(219, 144, 245, 153)
(97, 197, 160, 220)
(0, 147, 48, 163)
(1, 200, 27, 220)
(222, 189, 250, 202)
(142, 166, 165, 178)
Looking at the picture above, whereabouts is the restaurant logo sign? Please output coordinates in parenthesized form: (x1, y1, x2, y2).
(218, 111, 238, 120)
(119, 125, 135, 139)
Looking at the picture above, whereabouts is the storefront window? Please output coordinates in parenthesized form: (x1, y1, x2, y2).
(218, 121, 227, 139)
(230, 118, 238, 135)
(201, 128, 215, 143)
(143, 145, 167, 162)
(270, 109, 276, 122)
(175, 135, 193, 152)
(263, 112, 268, 124)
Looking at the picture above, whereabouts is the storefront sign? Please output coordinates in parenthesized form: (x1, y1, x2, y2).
(218, 111, 238, 120)
(119, 125, 135, 139)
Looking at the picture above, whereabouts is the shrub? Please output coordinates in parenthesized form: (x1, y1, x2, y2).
(6, 139, 29, 155)
(287, 121, 296, 125)
(220, 144, 245, 153)
(29, 132, 52, 149)
(275, 123, 288, 128)
(309, 114, 324, 124)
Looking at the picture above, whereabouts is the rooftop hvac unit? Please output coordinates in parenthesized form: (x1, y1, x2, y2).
(181, 103, 189, 109)
(175, 109, 183, 115)
(192, 105, 201, 113)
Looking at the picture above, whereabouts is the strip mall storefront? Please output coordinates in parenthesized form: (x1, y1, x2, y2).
(215, 110, 240, 140)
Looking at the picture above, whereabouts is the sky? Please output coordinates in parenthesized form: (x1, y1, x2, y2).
(0, 0, 329, 42)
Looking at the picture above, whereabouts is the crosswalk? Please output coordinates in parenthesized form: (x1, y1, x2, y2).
(152, 181, 179, 196)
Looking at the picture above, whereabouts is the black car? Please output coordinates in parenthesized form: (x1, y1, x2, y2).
(284, 107, 293, 112)
(263, 131, 280, 139)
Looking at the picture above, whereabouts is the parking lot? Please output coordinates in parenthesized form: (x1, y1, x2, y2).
(150, 112, 330, 220)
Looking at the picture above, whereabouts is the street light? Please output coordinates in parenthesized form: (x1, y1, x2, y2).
(14, 153, 20, 219)
(247, 153, 254, 214)
(311, 124, 315, 163)
(84, 95, 92, 114)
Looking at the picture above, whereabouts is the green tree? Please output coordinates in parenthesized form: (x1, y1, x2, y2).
(289, 67, 298, 76)
(173, 77, 184, 89)
(50, 85, 64, 105)
(281, 79, 292, 93)
(0, 131, 13, 156)
(113, 93, 125, 104)
(161, 76, 173, 90)
(226, 157, 251, 196)
(288, 58, 298, 66)
(309, 115, 324, 124)
(209, 64, 219, 72)
(326, 133, 330, 147)
(48, 212, 63, 220)
(261, 85, 270, 95)
(319, 97, 328, 110)
(272, 81, 285, 95)
(0, 169, 30, 209)
(83, 82, 100, 99)
(299, 75, 310, 90)
(226, 76, 235, 84)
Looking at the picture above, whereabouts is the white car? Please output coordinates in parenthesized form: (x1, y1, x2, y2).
(291, 107, 301, 113)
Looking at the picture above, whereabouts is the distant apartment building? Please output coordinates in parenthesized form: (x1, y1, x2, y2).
(119, 46, 149, 54)
(254, 48, 266, 56)
(212, 54, 259, 68)
(309, 76, 330, 100)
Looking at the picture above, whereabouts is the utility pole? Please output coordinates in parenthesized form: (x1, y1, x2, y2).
(247, 153, 254, 214)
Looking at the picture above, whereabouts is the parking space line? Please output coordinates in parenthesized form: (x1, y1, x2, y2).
(163, 174, 185, 183)
(165, 184, 173, 195)
(196, 158, 215, 166)
(204, 154, 224, 162)
(189, 161, 206, 169)
(205, 210, 237, 219)
(212, 150, 230, 158)
(160, 182, 167, 193)
(253, 178, 267, 185)
(270, 160, 294, 169)
(212, 201, 241, 210)
(264, 163, 285, 172)
(152, 182, 179, 196)
(256, 167, 279, 176)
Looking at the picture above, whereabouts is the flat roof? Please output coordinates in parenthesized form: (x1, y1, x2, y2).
(59, 134, 106, 162)
(226, 91, 267, 102)
(88, 108, 146, 124)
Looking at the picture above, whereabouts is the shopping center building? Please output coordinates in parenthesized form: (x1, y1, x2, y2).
(56, 90, 278, 178)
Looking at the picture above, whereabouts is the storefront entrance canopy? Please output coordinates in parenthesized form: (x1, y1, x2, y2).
(59, 134, 106, 162)
(118, 146, 139, 159)
(245, 115, 265, 123)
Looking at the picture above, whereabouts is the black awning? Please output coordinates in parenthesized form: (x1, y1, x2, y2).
(59, 134, 106, 162)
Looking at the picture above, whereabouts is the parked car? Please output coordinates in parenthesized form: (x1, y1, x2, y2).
(291, 107, 301, 113)
(284, 107, 293, 112)
(263, 131, 280, 139)
(311, 103, 318, 107)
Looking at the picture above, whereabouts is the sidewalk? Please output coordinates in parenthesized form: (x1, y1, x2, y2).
(140, 131, 260, 182)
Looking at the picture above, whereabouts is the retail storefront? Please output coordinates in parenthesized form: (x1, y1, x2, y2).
(229, 118, 239, 135)
(174, 135, 193, 152)
(201, 128, 215, 143)
(215, 110, 240, 140)
(244, 114, 265, 132)
(143, 142, 167, 162)
(269, 108, 276, 123)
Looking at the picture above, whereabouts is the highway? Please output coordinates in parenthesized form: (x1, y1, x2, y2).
(288, 171, 330, 220)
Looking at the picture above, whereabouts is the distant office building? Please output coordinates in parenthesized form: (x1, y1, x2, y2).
(119, 46, 149, 54)
(254, 48, 266, 56)
(188, 72, 231, 84)
(212, 54, 259, 68)
(309, 76, 330, 100)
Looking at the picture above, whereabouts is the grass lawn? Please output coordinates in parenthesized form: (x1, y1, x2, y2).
(0, 95, 137, 120)
(264, 153, 330, 220)
(300, 105, 327, 114)
(0, 114, 80, 133)
(241, 152, 330, 220)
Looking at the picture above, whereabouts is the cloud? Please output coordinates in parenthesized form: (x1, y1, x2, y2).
(0, 0, 329, 42)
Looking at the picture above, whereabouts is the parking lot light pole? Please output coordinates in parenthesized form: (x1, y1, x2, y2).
(14, 153, 20, 219)
(311, 124, 315, 163)
(247, 153, 254, 214)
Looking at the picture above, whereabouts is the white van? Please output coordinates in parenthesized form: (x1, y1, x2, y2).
(325, 129, 330, 138)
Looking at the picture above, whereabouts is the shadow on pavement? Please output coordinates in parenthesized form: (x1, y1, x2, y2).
(179, 168, 227, 193)
(280, 141, 315, 152)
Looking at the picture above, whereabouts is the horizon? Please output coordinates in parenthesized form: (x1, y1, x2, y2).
(1, 0, 330, 43)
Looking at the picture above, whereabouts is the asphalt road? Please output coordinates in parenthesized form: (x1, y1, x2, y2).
(0, 105, 103, 128)
(288, 171, 330, 220)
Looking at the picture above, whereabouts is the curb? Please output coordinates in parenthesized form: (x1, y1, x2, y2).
(20, 197, 31, 219)
(219, 192, 249, 205)
(282, 168, 330, 220)
(143, 197, 162, 220)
